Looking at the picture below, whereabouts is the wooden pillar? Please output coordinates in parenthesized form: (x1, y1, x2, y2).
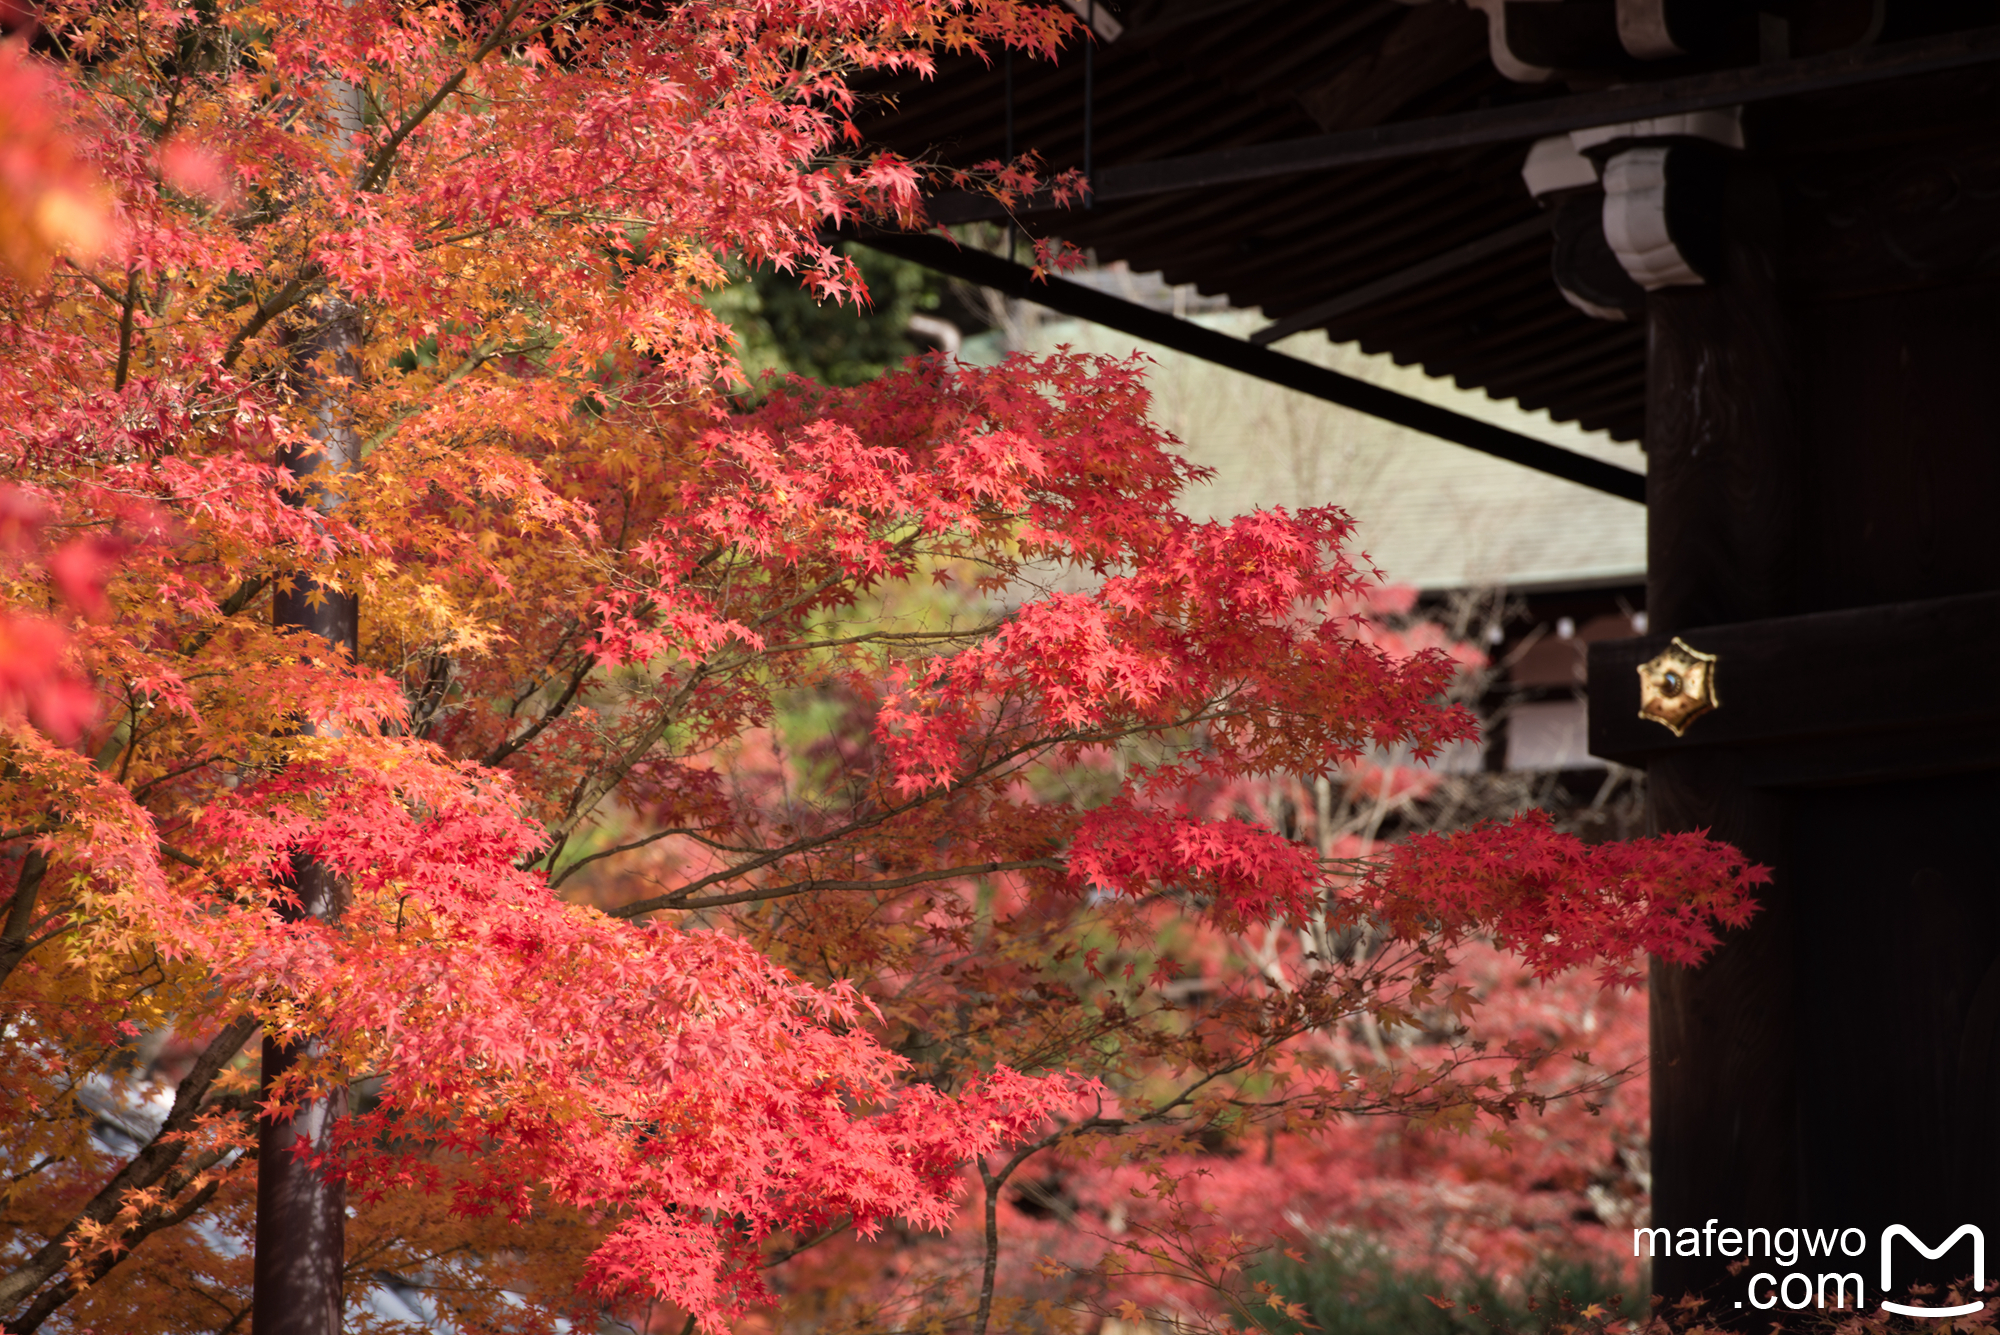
(1641, 188, 1804, 1305)
(1777, 274, 2000, 1282)
(1595, 86, 2000, 1316)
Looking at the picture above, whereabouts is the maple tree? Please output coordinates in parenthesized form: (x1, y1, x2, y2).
(0, 1, 1769, 1332)
(663, 602, 1664, 1335)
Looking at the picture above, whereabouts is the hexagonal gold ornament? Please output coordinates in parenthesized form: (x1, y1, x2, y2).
(1636, 637, 1720, 737)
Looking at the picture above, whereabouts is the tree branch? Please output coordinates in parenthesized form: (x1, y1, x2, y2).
(613, 858, 1067, 917)
(128, 757, 223, 802)
(112, 268, 140, 391)
(482, 652, 593, 769)
(597, 704, 1206, 918)
(4, 1167, 229, 1335)
(219, 272, 319, 371)
(363, 341, 500, 454)
(967, 1114, 1121, 1335)
(547, 826, 715, 890)
(0, 849, 50, 991)
(0, 1014, 258, 1319)
(167, 575, 270, 666)
(353, 0, 533, 195)
(974, 1155, 1004, 1335)
(760, 1219, 852, 1270)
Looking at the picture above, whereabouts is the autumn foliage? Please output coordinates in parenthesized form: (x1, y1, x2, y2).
(0, 1, 1764, 1332)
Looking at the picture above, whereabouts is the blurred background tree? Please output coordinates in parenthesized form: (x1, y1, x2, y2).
(709, 243, 989, 394)
(1244, 1237, 1647, 1335)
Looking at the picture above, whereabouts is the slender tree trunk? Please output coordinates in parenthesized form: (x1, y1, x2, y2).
(252, 60, 365, 1331)
(254, 294, 360, 1335)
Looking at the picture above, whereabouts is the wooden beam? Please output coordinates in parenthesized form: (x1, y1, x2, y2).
(924, 23, 2000, 223)
(1249, 214, 1552, 345)
(1114, 0, 1269, 49)
(1587, 589, 2000, 768)
(852, 227, 1647, 503)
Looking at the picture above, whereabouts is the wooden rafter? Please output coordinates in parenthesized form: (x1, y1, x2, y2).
(852, 227, 1648, 503)
(925, 22, 2000, 222)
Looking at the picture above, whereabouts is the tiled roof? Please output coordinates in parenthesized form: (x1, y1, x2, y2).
(857, 0, 1650, 440)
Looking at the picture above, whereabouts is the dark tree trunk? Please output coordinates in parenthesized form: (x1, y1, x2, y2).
(254, 302, 360, 1335)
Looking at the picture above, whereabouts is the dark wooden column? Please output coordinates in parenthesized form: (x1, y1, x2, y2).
(1595, 70, 2000, 1316)
(1640, 177, 1804, 1305)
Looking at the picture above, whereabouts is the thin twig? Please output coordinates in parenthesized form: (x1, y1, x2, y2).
(483, 654, 594, 769)
(618, 858, 1067, 916)
(354, 0, 533, 194)
(547, 826, 713, 890)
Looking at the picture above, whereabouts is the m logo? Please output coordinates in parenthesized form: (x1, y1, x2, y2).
(1880, 1226, 1987, 1318)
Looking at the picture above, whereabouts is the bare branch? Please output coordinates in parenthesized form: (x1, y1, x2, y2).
(547, 826, 715, 890)
(616, 858, 1067, 916)
(0, 849, 50, 991)
(0, 1014, 258, 1319)
(600, 705, 1215, 919)
(483, 653, 594, 769)
(112, 268, 141, 391)
(353, 0, 534, 195)
(218, 272, 320, 371)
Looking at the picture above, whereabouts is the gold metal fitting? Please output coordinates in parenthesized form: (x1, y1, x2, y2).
(1636, 636, 1720, 736)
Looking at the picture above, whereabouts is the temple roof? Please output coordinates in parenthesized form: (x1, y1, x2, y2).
(857, 4, 2000, 451)
(858, 0, 1648, 441)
